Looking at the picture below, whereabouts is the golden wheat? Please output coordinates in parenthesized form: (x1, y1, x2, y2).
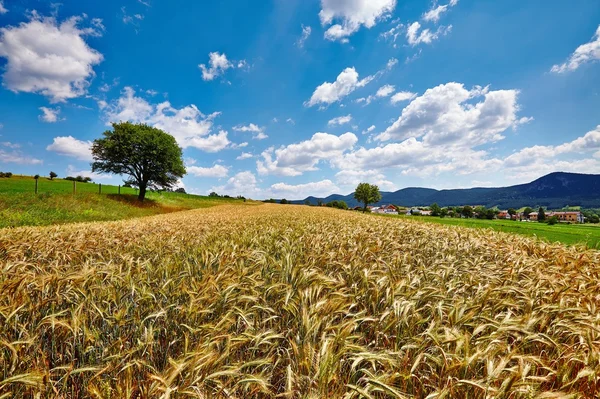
(0, 204, 599, 398)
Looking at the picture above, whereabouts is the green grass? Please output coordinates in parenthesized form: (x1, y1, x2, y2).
(380, 213, 600, 248)
(0, 175, 251, 228)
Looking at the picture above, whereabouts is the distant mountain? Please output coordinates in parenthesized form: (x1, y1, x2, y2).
(292, 172, 600, 209)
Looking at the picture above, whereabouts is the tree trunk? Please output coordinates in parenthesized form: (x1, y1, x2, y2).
(363, 202, 367, 213)
(138, 184, 147, 202)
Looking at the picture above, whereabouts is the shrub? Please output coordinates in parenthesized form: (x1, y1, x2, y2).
(0, 172, 13, 178)
(547, 216, 559, 225)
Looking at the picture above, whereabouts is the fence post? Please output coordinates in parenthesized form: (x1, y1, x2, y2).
(118, 185, 121, 195)
(99, 183, 102, 194)
(73, 181, 76, 194)
(35, 179, 38, 194)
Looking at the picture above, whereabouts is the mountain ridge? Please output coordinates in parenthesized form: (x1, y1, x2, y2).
(290, 172, 600, 209)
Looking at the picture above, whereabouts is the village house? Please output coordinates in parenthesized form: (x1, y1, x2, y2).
(529, 211, 584, 223)
(372, 205, 398, 215)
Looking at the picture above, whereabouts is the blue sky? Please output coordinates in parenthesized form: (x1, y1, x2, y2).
(0, 0, 599, 199)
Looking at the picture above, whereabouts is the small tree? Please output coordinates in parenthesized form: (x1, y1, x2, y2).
(547, 216, 559, 225)
(440, 208, 449, 218)
(462, 206, 474, 218)
(523, 207, 534, 219)
(280, 198, 289, 204)
(92, 122, 186, 201)
(537, 207, 546, 222)
(354, 183, 382, 213)
(508, 208, 516, 217)
(34, 174, 40, 180)
(209, 192, 220, 197)
(49, 171, 58, 180)
(430, 203, 441, 217)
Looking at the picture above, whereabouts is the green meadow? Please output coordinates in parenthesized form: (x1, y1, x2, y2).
(0, 175, 249, 228)
(383, 213, 600, 248)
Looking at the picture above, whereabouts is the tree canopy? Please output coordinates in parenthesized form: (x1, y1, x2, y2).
(91, 122, 186, 201)
(354, 183, 382, 213)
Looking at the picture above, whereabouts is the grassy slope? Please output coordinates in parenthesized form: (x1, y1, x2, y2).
(0, 175, 250, 228)
(380, 213, 600, 248)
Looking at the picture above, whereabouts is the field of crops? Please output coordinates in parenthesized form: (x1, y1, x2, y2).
(1, 204, 599, 398)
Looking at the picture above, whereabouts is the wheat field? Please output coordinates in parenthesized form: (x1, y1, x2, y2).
(1, 204, 599, 398)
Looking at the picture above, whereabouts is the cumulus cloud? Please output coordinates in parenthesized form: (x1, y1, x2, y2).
(39, 107, 63, 123)
(305, 67, 373, 107)
(199, 52, 246, 81)
(504, 125, 600, 169)
(46, 136, 93, 161)
(0, 142, 42, 164)
(551, 25, 600, 73)
(0, 2, 7, 14)
(104, 87, 230, 152)
(66, 164, 111, 180)
(320, 0, 397, 42)
(187, 164, 229, 178)
(257, 132, 358, 176)
(210, 171, 262, 198)
(236, 152, 253, 160)
(270, 180, 340, 199)
(406, 21, 452, 46)
(362, 125, 376, 134)
(390, 91, 417, 104)
(297, 25, 312, 48)
(233, 123, 268, 140)
(328, 114, 353, 126)
(0, 13, 103, 102)
(378, 82, 526, 148)
(422, 0, 458, 23)
(356, 84, 396, 105)
(335, 169, 396, 191)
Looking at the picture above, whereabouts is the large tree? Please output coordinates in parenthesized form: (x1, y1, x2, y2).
(354, 182, 382, 213)
(91, 122, 186, 201)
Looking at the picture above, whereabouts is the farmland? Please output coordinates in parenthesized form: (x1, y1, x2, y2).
(386, 214, 600, 248)
(1, 205, 599, 398)
(0, 175, 247, 228)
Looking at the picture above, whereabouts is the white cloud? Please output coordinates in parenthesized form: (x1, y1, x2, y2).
(66, 164, 111, 180)
(39, 107, 63, 123)
(257, 132, 358, 176)
(362, 125, 376, 134)
(305, 67, 373, 107)
(233, 123, 268, 140)
(286, 118, 295, 125)
(406, 21, 452, 46)
(378, 82, 525, 148)
(320, 0, 397, 42)
(210, 171, 262, 198)
(422, 0, 458, 23)
(551, 25, 600, 73)
(504, 125, 600, 169)
(356, 84, 396, 105)
(0, 142, 42, 164)
(270, 180, 340, 199)
(104, 87, 230, 152)
(0, 1, 7, 14)
(236, 152, 253, 160)
(390, 91, 417, 104)
(187, 164, 229, 178)
(46, 136, 93, 161)
(335, 169, 396, 191)
(199, 52, 246, 81)
(297, 25, 312, 48)
(328, 114, 353, 126)
(0, 13, 103, 102)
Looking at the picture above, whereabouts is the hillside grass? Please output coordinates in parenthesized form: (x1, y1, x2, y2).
(1, 205, 599, 398)
(0, 175, 250, 228)
(382, 213, 600, 248)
